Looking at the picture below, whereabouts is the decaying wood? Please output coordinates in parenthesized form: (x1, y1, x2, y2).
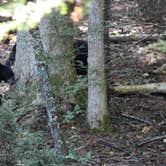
(111, 82, 166, 94)
(109, 34, 166, 42)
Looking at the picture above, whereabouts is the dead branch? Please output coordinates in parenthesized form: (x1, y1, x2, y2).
(111, 82, 166, 94)
(109, 34, 166, 43)
(121, 114, 152, 125)
(137, 135, 166, 147)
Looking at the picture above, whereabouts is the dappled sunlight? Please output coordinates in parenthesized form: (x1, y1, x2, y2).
(137, 42, 166, 65)
(0, 0, 64, 39)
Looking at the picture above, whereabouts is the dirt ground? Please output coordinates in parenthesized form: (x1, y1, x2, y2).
(0, 0, 165, 165)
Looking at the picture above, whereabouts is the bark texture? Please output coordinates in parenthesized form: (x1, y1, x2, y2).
(14, 29, 65, 156)
(39, 10, 76, 105)
(88, 0, 108, 129)
(30, 29, 65, 156)
(14, 31, 39, 93)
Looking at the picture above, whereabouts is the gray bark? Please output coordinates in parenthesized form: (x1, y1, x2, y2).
(14, 31, 39, 93)
(39, 10, 76, 105)
(14, 29, 65, 156)
(29, 29, 65, 155)
(88, 0, 108, 129)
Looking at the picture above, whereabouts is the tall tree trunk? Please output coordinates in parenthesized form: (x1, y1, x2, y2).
(88, 0, 108, 129)
(39, 10, 76, 109)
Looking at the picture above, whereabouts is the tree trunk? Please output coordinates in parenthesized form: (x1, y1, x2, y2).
(88, 0, 108, 129)
(14, 28, 65, 157)
(39, 10, 76, 109)
(14, 31, 39, 94)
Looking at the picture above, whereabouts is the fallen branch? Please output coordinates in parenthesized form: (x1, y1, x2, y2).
(121, 114, 152, 125)
(137, 135, 166, 147)
(111, 82, 166, 94)
(109, 33, 166, 43)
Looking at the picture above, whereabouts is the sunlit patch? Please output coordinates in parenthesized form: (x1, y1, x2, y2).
(137, 44, 166, 65)
(0, 0, 64, 39)
(71, 6, 82, 22)
(0, 82, 10, 98)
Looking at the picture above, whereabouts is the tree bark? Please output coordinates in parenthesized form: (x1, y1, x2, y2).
(13, 28, 65, 159)
(14, 31, 39, 93)
(39, 10, 76, 108)
(88, 0, 108, 129)
(29, 29, 65, 155)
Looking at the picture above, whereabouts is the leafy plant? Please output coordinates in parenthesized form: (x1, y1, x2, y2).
(63, 105, 82, 121)
(65, 150, 91, 165)
(0, 100, 18, 165)
(148, 40, 166, 53)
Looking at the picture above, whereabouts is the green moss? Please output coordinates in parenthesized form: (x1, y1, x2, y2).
(88, 115, 112, 134)
(103, 115, 112, 132)
(75, 90, 87, 109)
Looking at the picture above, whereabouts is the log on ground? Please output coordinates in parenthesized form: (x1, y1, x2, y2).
(111, 82, 166, 94)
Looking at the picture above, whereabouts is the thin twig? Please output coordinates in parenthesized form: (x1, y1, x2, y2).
(137, 135, 166, 147)
(121, 114, 152, 125)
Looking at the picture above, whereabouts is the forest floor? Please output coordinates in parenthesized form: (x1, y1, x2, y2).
(0, 0, 166, 165)
(63, 0, 166, 165)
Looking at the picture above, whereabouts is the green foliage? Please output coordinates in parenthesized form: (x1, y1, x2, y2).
(60, 2, 68, 15)
(65, 77, 87, 108)
(65, 150, 91, 165)
(82, 0, 90, 17)
(16, 132, 65, 166)
(0, 0, 64, 39)
(63, 104, 82, 121)
(66, 77, 87, 95)
(148, 40, 166, 53)
(0, 99, 64, 165)
(0, 100, 18, 165)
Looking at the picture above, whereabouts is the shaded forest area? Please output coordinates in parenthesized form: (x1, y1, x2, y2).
(0, 0, 166, 165)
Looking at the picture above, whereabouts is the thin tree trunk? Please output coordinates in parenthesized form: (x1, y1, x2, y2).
(88, 0, 108, 129)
